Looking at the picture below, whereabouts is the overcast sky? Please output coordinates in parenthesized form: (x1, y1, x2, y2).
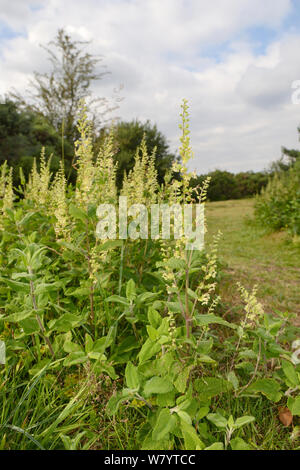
(1, 0, 300, 174)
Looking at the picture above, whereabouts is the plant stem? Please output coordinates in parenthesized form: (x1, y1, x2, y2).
(118, 241, 125, 295)
(28, 267, 55, 358)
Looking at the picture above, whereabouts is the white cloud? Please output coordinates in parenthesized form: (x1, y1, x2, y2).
(0, 0, 299, 173)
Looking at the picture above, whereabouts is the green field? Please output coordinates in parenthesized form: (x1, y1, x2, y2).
(206, 199, 300, 325)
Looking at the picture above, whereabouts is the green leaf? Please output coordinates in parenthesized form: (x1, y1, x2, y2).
(20, 318, 40, 334)
(92, 335, 113, 354)
(176, 410, 192, 425)
(85, 334, 93, 354)
(227, 371, 239, 391)
(147, 307, 162, 329)
(281, 360, 299, 387)
(99, 364, 118, 380)
(138, 338, 161, 364)
(98, 240, 123, 251)
(157, 318, 169, 336)
(206, 413, 228, 428)
(166, 302, 183, 313)
(227, 415, 234, 428)
(197, 354, 217, 365)
(230, 437, 252, 450)
(67, 287, 90, 297)
(204, 442, 224, 450)
(137, 292, 159, 305)
(63, 341, 83, 353)
(156, 391, 175, 407)
(196, 407, 210, 420)
(167, 258, 186, 271)
(19, 211, 35, 226)
(238, 349, 257, 360)
(63, 352, 88, 366)
(287, 396, 300, 416)
(195, 377, 232, 400)
(141, 436, 172, 451)
(88, 351, 105, 361)
(35, 282, 61, 295)
(174, 365, 193, 393)
(106, 392, 131, 416)
(113, 336, 139, 356)
(152, 408, 177, 442)
(147, 325, 158, 341)
(195, 314, 236, 329)
(144, 376, 173, 395)
(234, 416, 255, 429)
(187, 287, 198, 300)
(69, 204, 87, 222)
(11, 272, 34, 280)
(166, 257, 186, 270)
(49, 314, 82, 333)
(126, 279, 136, 301)
(57, 241, 83, 254)
(176, 398, 193, 412)
(105, 295, 129, 306)
(5, 310, 34, 323)
(0, 277, 29, 292)
(125, 362, 140, 390)
(247, 379, 282, 402)
(180, 420, 204, 450)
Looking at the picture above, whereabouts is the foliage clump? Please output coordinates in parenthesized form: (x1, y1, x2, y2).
(255, 160, 300, 239)
(0, 101, 299, 451)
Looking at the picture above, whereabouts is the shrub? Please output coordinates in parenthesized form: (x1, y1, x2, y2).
(255, 160, 300, 237)
(191, 170, 269, 202)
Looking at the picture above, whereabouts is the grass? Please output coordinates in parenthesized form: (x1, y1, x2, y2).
(206, 198, 300, 325)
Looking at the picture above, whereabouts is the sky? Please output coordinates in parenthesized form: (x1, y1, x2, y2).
(1, 0, 300, 174)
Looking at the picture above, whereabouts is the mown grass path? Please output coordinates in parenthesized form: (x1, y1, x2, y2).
(206, 199, 300, 324)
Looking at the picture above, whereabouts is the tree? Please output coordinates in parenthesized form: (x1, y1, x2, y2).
(271, 126, 300, 172)
(0, 97, 73, 183)
(190, 169, 269, 201)
(10, 28, 120, 143)
(204, 170, 238, 201)
(95, 119, 177, 188)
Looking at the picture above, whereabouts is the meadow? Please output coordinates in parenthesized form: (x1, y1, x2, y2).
(206, 199, 300, 325)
